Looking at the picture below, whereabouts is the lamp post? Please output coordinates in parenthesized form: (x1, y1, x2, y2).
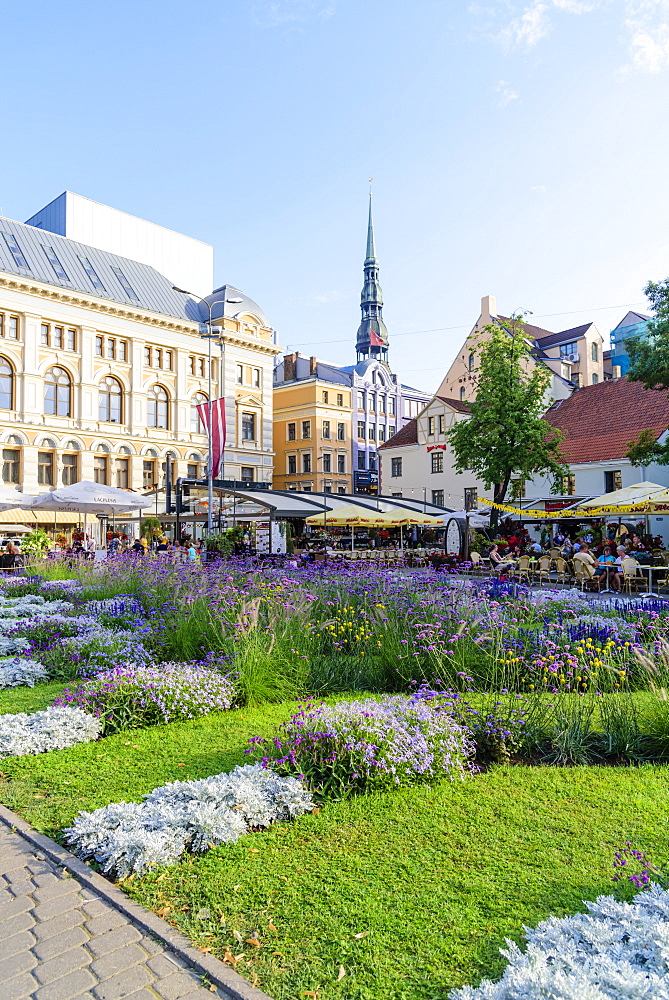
(173, 287, 242, 537)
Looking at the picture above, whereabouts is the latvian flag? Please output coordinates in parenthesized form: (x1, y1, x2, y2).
(369, 323, 385, 347)
(196, 398, 227, 479)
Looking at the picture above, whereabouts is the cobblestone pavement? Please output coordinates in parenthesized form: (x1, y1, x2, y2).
(0, 821, 268, 1000)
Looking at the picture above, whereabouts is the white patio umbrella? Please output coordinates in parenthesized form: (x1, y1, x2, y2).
(28, 480, 153, 514)
(0, 489, 37, 513)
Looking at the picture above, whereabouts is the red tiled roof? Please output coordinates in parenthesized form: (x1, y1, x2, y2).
(379, 418, 418, 449)
(544, 378, 669, 463)
(435, 395, 471, 412)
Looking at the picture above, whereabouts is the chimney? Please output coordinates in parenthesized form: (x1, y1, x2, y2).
(310, 356, 318, 375)
(283, 352, 297, 382)
(481, 295, 497, 323)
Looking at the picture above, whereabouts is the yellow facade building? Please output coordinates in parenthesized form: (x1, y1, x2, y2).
(0, 214, 279, 528)
(273, 353, 352, 493)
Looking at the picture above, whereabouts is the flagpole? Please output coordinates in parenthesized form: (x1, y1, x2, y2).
(173, 287, 241, 540)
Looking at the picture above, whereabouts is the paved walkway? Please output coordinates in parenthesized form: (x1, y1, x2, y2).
(0, 810, 270, 1000)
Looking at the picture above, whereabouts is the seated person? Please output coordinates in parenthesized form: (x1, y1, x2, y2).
(574, 543, 597, 584)
(488, 544, 516, 574)
(612, 545, 628, 591)
(594, 545, 615, 588)
(633, 542, 653, 565)
(561, 538, 574, 559)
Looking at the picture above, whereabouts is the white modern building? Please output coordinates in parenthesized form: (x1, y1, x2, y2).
(378, 395, 490, 508)
(26, 192, 214, 300)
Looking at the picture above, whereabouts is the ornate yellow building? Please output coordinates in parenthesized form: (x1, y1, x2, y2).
(0, 215, 279, 519)
(272, 353, 352, 493)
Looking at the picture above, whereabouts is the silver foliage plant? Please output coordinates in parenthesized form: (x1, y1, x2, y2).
(450, 883, 669, 999)
(0, 706, 102, 757)
(0, 635, 32, 656)
(0, 595, 70, 618)
(65, 763, 315, 878)
(0, 657, 49, 689)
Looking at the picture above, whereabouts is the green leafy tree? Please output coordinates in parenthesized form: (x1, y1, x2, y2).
(447, 315, 567, 528)
(627, 279, 669, 391)
(21, 528, 51, 558)
(624, 279, 669, 466)
(625, 428, 666, 468)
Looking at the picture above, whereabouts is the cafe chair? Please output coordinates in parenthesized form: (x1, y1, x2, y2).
(516, 555, 532, 583)
(574, 560, 596, 591)
(622, 557, 648, 594)
(555, 557, 572, 587)
(535, 554, 553, 586)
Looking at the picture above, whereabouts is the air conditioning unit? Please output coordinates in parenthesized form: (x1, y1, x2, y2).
(564, 352, 579, 363)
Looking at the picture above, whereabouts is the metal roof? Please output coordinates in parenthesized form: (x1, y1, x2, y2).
(302, 491, 454, 515)
(195, 489, 453, 519)
(203, 285, 270, 329)
(0, 216, 204, 322)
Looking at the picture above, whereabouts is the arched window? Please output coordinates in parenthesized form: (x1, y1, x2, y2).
(0, 358, 13, 410)
(468, 352, 475, 372)
(44, 367, 71, 417)
(147, 385, 168, 429)
(191, 392, 208, 432)
(460, 386, 466, 401)
(99, 376, 123, 423)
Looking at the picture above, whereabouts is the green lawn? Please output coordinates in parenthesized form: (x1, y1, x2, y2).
(1, 689, 668, 999)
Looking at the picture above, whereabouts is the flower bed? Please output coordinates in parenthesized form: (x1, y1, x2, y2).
(253, 694, 475, 797)
(64, 763, 314, 877)
(52, 663, 236, 733)
(0, 706, 101, 757)
(450, 884, 669, 999)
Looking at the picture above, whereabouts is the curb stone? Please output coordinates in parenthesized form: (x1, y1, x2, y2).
(0, 802, 272, 1000)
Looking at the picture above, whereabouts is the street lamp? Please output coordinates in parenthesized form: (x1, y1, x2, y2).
(173, 287, 243, 536)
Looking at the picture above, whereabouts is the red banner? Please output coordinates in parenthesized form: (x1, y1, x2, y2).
(196, 398, 227, 479)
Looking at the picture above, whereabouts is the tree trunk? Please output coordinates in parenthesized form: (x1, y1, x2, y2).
(490, 476, 512, 534)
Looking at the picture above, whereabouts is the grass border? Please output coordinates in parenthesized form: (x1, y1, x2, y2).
(0, 801, 272, 1000)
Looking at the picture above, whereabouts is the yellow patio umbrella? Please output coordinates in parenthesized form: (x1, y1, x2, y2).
(370, 509, 446, 526)
(305, 504, 388, 552)
(304, 504, 388, 526)
(367, 508, 446, 551)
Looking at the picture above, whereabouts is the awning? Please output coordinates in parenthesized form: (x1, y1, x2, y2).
(0, 509, 81, 525)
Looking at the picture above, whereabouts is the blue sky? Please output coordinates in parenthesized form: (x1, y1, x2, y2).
(2, 0, 669, 392)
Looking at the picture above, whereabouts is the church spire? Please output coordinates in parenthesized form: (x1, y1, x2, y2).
(366, 193, 376, 262)
(356, 190, 389, 364)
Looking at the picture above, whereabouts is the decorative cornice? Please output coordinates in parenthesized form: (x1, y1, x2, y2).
(0, 274, 200, 335)
(220, 331, 281, 356)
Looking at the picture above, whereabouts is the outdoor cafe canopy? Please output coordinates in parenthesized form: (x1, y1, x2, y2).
(305, 504, 388, 526)
(577, 483, 669, 512)
(369, 510, 446, 527)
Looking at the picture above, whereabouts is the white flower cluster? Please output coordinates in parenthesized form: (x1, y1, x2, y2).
(0, 658, 49, 689)
(450, 883, 669, 999)
(65, 763, 315, 877)
(0, 706, 102, 757)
